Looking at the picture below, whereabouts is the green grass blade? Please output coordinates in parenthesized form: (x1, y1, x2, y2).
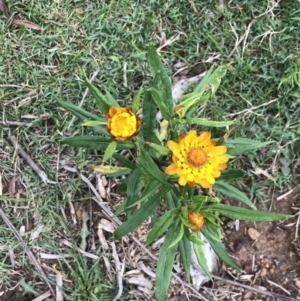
(155, 224, 180, 301)
(214, 181, 256, 209)
(113, 187, 170, 240)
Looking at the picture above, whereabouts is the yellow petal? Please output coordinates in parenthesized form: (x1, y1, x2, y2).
(198, 131, 211, 142)
(218, 163, 227, 170)
(211, 146, 227, 156)
(178, 174, 188, 186)
(212, 169, 221, 178)
(198, 178, 211, 188)
(187, 173, 194, 182)
(165, 163, 178, 175)
(205, 174, 215, 185)
(167, 140, 179, 151)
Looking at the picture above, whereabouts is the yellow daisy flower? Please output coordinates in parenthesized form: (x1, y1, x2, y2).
(106, 107, 141, 141)
(188, 211, 205, 232)
(165, 130, 228, 188)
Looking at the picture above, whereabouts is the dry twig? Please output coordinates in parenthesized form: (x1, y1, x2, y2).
(0, 208, 55, 297)
(8, 135, 56, 184)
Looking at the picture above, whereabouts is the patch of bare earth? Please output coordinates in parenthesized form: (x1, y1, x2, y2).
(218, 189, 300, 300)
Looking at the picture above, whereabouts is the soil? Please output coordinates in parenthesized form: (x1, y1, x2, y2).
(219, 190, 300, 299)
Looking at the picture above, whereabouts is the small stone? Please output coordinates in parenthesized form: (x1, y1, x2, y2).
(295, 280, 300, 288)
(261, 268, 267, 277)
(248, 228, 260, 240)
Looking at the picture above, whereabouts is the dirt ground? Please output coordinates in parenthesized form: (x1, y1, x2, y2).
(217, 190, 300, 300)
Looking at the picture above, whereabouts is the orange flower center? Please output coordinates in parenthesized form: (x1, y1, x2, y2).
(186, 147, 207, 168)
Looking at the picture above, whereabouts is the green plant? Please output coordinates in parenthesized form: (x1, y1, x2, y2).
(59, 46, 291, 301)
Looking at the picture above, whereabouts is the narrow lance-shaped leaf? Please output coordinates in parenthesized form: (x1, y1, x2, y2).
(138, 146, 173, 187)
(202, 225, 240, 271)
(147, 87, 170, 120)
(61, 136, 134, 150)
(82, 71, 119, 113)
(131, 88, 143, 113)
(112, 187, 170, 240)
(214, 181, 256, 210)
(168, 224, 184, 249)
(145, 208, 178, 246)
(218, 169, 246, 181)
(214, 204, 292, 221)
(93, 165, 131, 177)
(178, 234, 191, 283)
(113, 153, 136, 170)
(155, 224, 180, 301)
(123, 167, 144, 216)
(148, 46, 173, 116)
(186, 118, 235, 127)
(56, 98, 108, 135)
(102, 141, 117, 163)
(81, 120, 107, 127)
(192, 240, 212, 281)
(141, 89, 160, 144)
(225, 138, 274, 156)
(126, 180, 161, 209)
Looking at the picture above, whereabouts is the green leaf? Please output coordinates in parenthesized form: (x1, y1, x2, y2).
(102, 141, 117, 163)
(147, 87, 170, 120)
(138, 146, 173, 187)
(113, 153, 136, 170)
(132, 88, 143, 113)
(218, 169, 246, 181)
(105, 91, 119, 107)
(56, 98, 108, 135)
(193, 65, 214, 93)
(186, 118, 235, 127)
(82, 76, 113, 114)
(148, 46, 173, 116)
(192, 240, 212, 281)
(214, 181, 256, 209)
(202, 225, 240, 271)
(169, 224, 184, 249)
(93, 165, 131, 177)
(166, 189, 180, 209)
(126, 180, 161, 209)
(178, 235, 191, 282)
(225, 138, 274, 156)
(145, 141, 170, 156)
(112, 187, 170, 240)
(81, 120, 107, 127)
(61, 136, 134, 150)
(141, 89, 160, 144)
(214, 204, 292, 221)
(124, 167, 144, 215)
(145, 208, 177, 246)
(155, 225, 179, 301)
